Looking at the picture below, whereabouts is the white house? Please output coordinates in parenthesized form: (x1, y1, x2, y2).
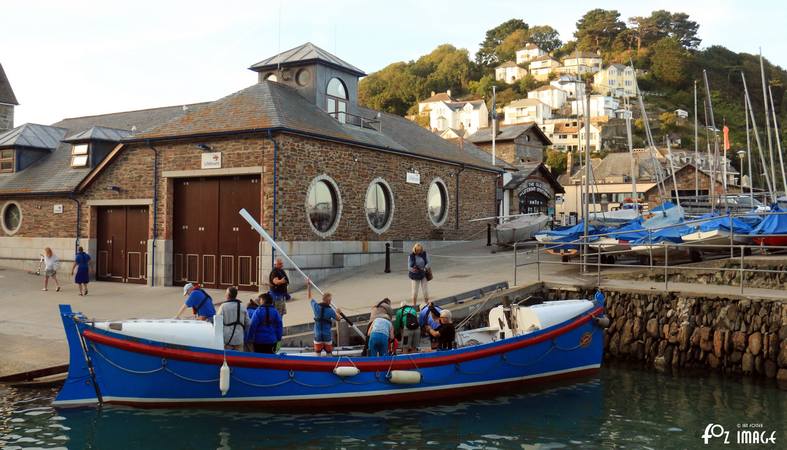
(550, 75, 586, 99)
(515, 43, 546, 65)
(541, 118, 581, 152)
(495, 61, 528, 84)
(593, 64, 636, 97)
(675, 109, 689, 119)
(527, 85, 568, 110)
(560, 51, 603, 75)
(418, 90, 489, 135)
(579, 123, 602, 152)
(571, 95, 619, 119)
(527, 55, 562, 81)
(503, 98, 552, 125)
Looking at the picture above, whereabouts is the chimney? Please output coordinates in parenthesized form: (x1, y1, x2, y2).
(446, 89, 452, 97)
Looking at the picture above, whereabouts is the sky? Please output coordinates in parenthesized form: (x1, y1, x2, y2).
(2, 0, 785, 126)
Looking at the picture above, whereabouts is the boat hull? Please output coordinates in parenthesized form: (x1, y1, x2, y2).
(752, 236, 787, 247)
(681, 229, 750, 251)
(54, 303, 605, 408)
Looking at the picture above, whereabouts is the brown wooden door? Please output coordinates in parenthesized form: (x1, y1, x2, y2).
(173, 176, 260, 290)
(125, 206, 149, 284)
(96, 206, 149, 283)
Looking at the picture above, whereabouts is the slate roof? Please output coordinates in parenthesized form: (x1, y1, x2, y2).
(0, 63, 18, 105)
(0, 103, 207, 195)
(469, 123, 552, 145)
(496, 61, 519, 69)
(562, 51, 602, 60)
(445, 99, 485, 111)
(445, 138, 515, 170)
(420, 92, 454, 103)
(503, 162, 565, 193)
(249, 42, 366, 77)
(507, 98, 548, 108)
(569, 151, 663, 182)
(0, 124, 66, 150)
(63, 126, 131, 143)
(131, 81, 500, 171)
(529, 55, 558, 63)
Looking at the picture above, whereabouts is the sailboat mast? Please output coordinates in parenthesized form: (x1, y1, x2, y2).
(745, 95, 754, 205)
(760, 50, 777, 193)
(768, 85, 787, 195)
(583, 82, 591, 272)
(492, 86, 497, 166)
(694, 81, 699, 201)
(666, 136, 681, 208)
(625, 96, 636, 201)
(702, 71, 716, 210)
(742, 72, 774, 200)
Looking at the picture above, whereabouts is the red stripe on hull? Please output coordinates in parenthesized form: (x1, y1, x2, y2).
(82, 307, 604, 372)
(103, 367, 601, 409)
(752, 236, 787, 246)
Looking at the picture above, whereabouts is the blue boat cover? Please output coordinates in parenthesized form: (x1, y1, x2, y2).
(631, 225, 692, 244)
(605, 218, 647, 241)
(751, 207, 787, 235)
(651, 201, 675, 213)
(697, 215, 753, 233)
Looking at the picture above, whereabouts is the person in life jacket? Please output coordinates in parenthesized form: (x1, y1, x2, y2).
(246, 293, 283, 354)
(308, 279, 341, 355)
(174, 283, 216, 322)
(395, 301, 421, 353)
(419, 302, 443, 349)
(216, 287, 248, 351)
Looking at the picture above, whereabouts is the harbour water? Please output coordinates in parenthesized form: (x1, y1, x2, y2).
(1, 366, 783, 449)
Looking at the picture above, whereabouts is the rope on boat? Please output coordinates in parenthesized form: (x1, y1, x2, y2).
(89, 343, 165, 375)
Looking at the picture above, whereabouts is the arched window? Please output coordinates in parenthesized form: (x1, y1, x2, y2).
(1, 202, 22, 235)
(365, 178, 394, 233)
(306, 175, 342, 237)
(326, 78, 348, 124)
(427, 179, 449, 226)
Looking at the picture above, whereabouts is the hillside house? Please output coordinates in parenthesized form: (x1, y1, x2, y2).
(560, 51, 603, 75)
(495, 61, 527, 84)
(418, 90, 489, 135)
(593, 64, 636, 97)
(527, 85, 568, 110)
(527, 55, 562, 81)
(550, 75, 586, 99)
(571, 95, 619, 119)
(502, 98, 552, 125)
(515, 43, 547, 64)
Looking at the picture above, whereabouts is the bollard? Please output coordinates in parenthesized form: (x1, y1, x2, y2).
(487, 223, 492, 247)
(384, 243, 391, 273)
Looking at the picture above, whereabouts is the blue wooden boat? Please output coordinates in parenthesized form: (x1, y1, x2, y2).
(53, 294, 608, 408)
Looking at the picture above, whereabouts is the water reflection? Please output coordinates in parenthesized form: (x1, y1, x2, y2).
(0, 367, 784, 449)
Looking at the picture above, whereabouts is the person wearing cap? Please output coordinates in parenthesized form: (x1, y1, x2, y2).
(174, 283, 216, 322)
(429, 309, 456, 351)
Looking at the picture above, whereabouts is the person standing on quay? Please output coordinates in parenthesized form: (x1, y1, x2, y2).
(41, 247, 61, 292)
(71, 246, 91, 296)
(408, 243, 430, 305)
(268, 258, 290, 317)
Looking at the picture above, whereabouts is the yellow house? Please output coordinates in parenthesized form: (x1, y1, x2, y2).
(593, 64, 636, 98)
(528, 55, 562, 81)
(560, 51, 602, 75)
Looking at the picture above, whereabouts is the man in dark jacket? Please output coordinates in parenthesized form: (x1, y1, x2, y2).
(246, 293, 283, 354)
(268, 258, 290, 317)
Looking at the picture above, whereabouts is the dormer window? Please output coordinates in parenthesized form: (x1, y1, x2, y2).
(71, 144, 89, 168)
(0, 149, 13, 173)
(326, 78, 348, 123)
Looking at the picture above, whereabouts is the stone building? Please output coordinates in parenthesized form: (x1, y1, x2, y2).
(0, 63, 17, 133)
(468, 123, 552, 167)
(0, 43, 500, 290)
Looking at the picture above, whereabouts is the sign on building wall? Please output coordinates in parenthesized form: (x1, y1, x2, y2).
(520, 180, 553, 199)
(201, 152, 222, 169)
(406, 171, 421, 184)
(53, 204, 63, 214)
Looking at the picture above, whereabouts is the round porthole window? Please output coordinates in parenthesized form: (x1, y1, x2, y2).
(306, 175, 342, 237)
(296, 68, 311, 87)
(365, 178, 394, 233)
(1, 202, 22, 235)
(427, 179, 448, 226)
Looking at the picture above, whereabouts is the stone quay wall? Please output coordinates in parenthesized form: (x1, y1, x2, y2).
(598, 290, 787, 384)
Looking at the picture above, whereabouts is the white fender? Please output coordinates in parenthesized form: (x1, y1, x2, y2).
(333, 366, 360, 377)
(389, 370, 421, 385)
(219, 360, 230, 396)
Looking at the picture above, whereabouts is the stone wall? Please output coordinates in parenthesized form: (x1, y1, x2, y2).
(0, 103, 13, 132)
(601, 290, 787, 384)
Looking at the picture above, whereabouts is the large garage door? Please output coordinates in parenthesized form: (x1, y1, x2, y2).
(173, 175, 261, 290)
(96, 206, 149, 284)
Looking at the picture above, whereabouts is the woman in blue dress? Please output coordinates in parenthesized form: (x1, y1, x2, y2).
(71, 246, 91, 296)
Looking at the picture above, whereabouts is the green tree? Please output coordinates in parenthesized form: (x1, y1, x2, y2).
(629, 10, 700, 51)
(497, 29, 530, 63)
(528, 25, 562, 53)
(575, 9, 626, 52)
(545, 149, 568, 176)
(659, 112, 678, 133)
(468, 74, 498, 98)
(668, 12, 701, 49)
(476, 19, 529, 67)
(651, 37, 691, 86)
(358, 62, 418, 115)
